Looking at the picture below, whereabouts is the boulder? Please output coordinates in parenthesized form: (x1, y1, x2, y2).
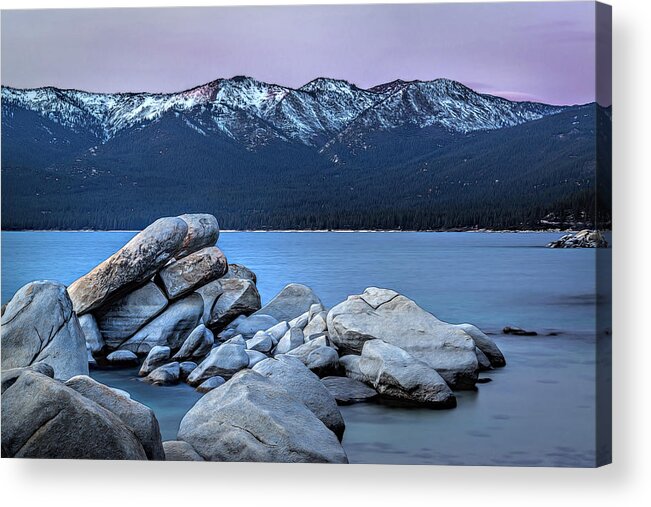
(308, 302, 326, 320)
(196, 376, 226, 393)
(265, 321, 289, 344)
(358, 340, 456, 408)
(224, 335, 246, 346)
(187, 343, 249, 385)
(246, 332, 274, 353)
(253, 356, 345, 440)
(547, 229, 608, 248)
(502, 326, 538, 337)
(275, 327, 304, 355)
(138, 346, 172, 376)
(1, 281, 88, 381)
(173, 324, 214, 361)
(65, 375, 164, 460)
(286, 337, 339, 376)
(233, 314, 279, 339)
(158, 246, 228, 300)
(2, 369, 147, 459)
(288, 311, 309, 330)
(476, 347, 491, 371)
(176, 213, 220, 259)
(78, 313, 105, 355)
(146, 362, 180, 386)
(327, 287, 479, 389)
(68, 217, 188, 315)
(163, 440, 204, 461)
(106, 350, 139, 366)
(179, 361, 198, 380)
(222, 264, 257, 283)
(455, 323, 506, 367)
(94, 282, 168, 349)
(286, 334, 331, 360)
(119, 294, 203, 355)
(321, 376, 378, 405)
(339, 355, 365, 382)
(177, 370, 348, 463)
(30, 362, 55, 378)
(303, 311, 328, 338)
(245, 349, 268, 368)
(198, 278, 261, 331)
(252, 283, 322, 322)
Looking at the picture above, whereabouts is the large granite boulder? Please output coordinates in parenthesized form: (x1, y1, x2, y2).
(327, 287, 479, 389)
(173, 324, 214, 361)
(357, 340, 456, 408)
(1, 369, 147, 459)
(163, 440, 204, 461)
(138, 346, 172, 376)
(158, 246, 228, 300)
(1, 281, 88, 381)
(177, 370, 348, 463)
(222, 264, 257, 283)
(321, 376, 378, 405)
(187, 343, 249, 385)
(94, 282, 168, 350)
(253, 356, 345, 440)
(252, 283, 322, 322)
(65, 375, 164, 460)
(119, 294, 203, 355)
(197, 278, 261, 331)
(176, 213, 220, 259)
(68, 217, 188, 315)
(78, 313, 105, 355)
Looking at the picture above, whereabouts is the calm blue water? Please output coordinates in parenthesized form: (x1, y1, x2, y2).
(1, 231, 605, 466)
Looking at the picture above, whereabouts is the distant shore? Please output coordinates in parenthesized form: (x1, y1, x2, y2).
(2, 228, 602, 234)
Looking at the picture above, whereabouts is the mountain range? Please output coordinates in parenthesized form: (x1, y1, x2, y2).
(1, 76, 610, 230)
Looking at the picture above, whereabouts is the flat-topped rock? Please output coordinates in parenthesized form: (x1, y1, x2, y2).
(1, 280, 88, 381)
(68, 217, 188, 314)
(158, 246, 228, 300)
(321, 376, 379, 405)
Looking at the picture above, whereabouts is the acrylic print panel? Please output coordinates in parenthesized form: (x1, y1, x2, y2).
(0, 1, 611, 466)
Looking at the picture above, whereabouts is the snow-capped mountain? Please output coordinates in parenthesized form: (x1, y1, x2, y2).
(1, 76, 564, 150)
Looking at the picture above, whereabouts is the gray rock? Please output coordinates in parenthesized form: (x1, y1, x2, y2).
(476, 347, 491, 371)
(163, 440, 204, 461)
(547, 229, 608, 249)
(2, 369, 147, 459)
(138, 345, 172, 376)
(275, 327, 304, 355)
(286, 335, 331, 360)
(78, 313, 105, 355)
(321, 376, 378, 405)
(455, 323, 506, 367)
(288, 311, 309, 330)
(340, 354, 366, 383)
(222, 264, 257, 283)
(358, 340, 456, 408)
(173, 324, 214, 361)
(502, 325, 538, 336)
(224, 334, 246, 346)
(179, 361, 198, 380)
(308, 302, 326, 320)
(120, 294, 203, 355)
(68, 217, 188, 315)
(177, 370, 348, 463)
(30, 361, 55, 378)
(176, 213, 220, 259)
(233, 314, 279, 338)
(146, 362, 180, 386)
(265, 320, 290, 344)
(158, 246, 228, 300)
(252, 283, 322, 322)
(198, 278, 261, 331)
(94, 282, 168, 349)
(1, 281, 88, 381)
(245, 349, 268, 368)
(327, 287, 479, 389)
(303, 311, 328, 338)
(253, 355, 345, 440)
(196, 376, 226, 393)
(246, 332, 273, 353)
(65, 375, 164, 460)
(106, 349, 139, 366)
(286, 337, 340, 375)
(187, 343, 249, 385)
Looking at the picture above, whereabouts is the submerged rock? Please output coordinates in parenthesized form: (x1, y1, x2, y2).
(68, 217, 188, 315)
(94, 282, 168, 349)
(158, 246, 228, 300)
(321, 376, 378, 405)
(120, 294, 203, 355)
(252, 283, 322, 322)
(1, 280, 88, 381)
(502, 326, 538, 336)
(177, 370, 348, 463)
(2, 369, 147, 459)
(327, 287, 479, 389)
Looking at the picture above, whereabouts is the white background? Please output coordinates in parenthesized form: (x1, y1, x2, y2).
(0, 0, 649, 505)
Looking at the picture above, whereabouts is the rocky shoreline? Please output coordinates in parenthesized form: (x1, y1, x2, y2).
(1, 213, 506, 462)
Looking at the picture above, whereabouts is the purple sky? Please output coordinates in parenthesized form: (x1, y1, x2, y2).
(1, 2, 602, 105)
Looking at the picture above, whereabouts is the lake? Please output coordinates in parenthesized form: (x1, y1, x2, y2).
(1, 231, 607, 466)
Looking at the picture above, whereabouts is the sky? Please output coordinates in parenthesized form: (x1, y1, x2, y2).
(0, 2, 605, 105)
